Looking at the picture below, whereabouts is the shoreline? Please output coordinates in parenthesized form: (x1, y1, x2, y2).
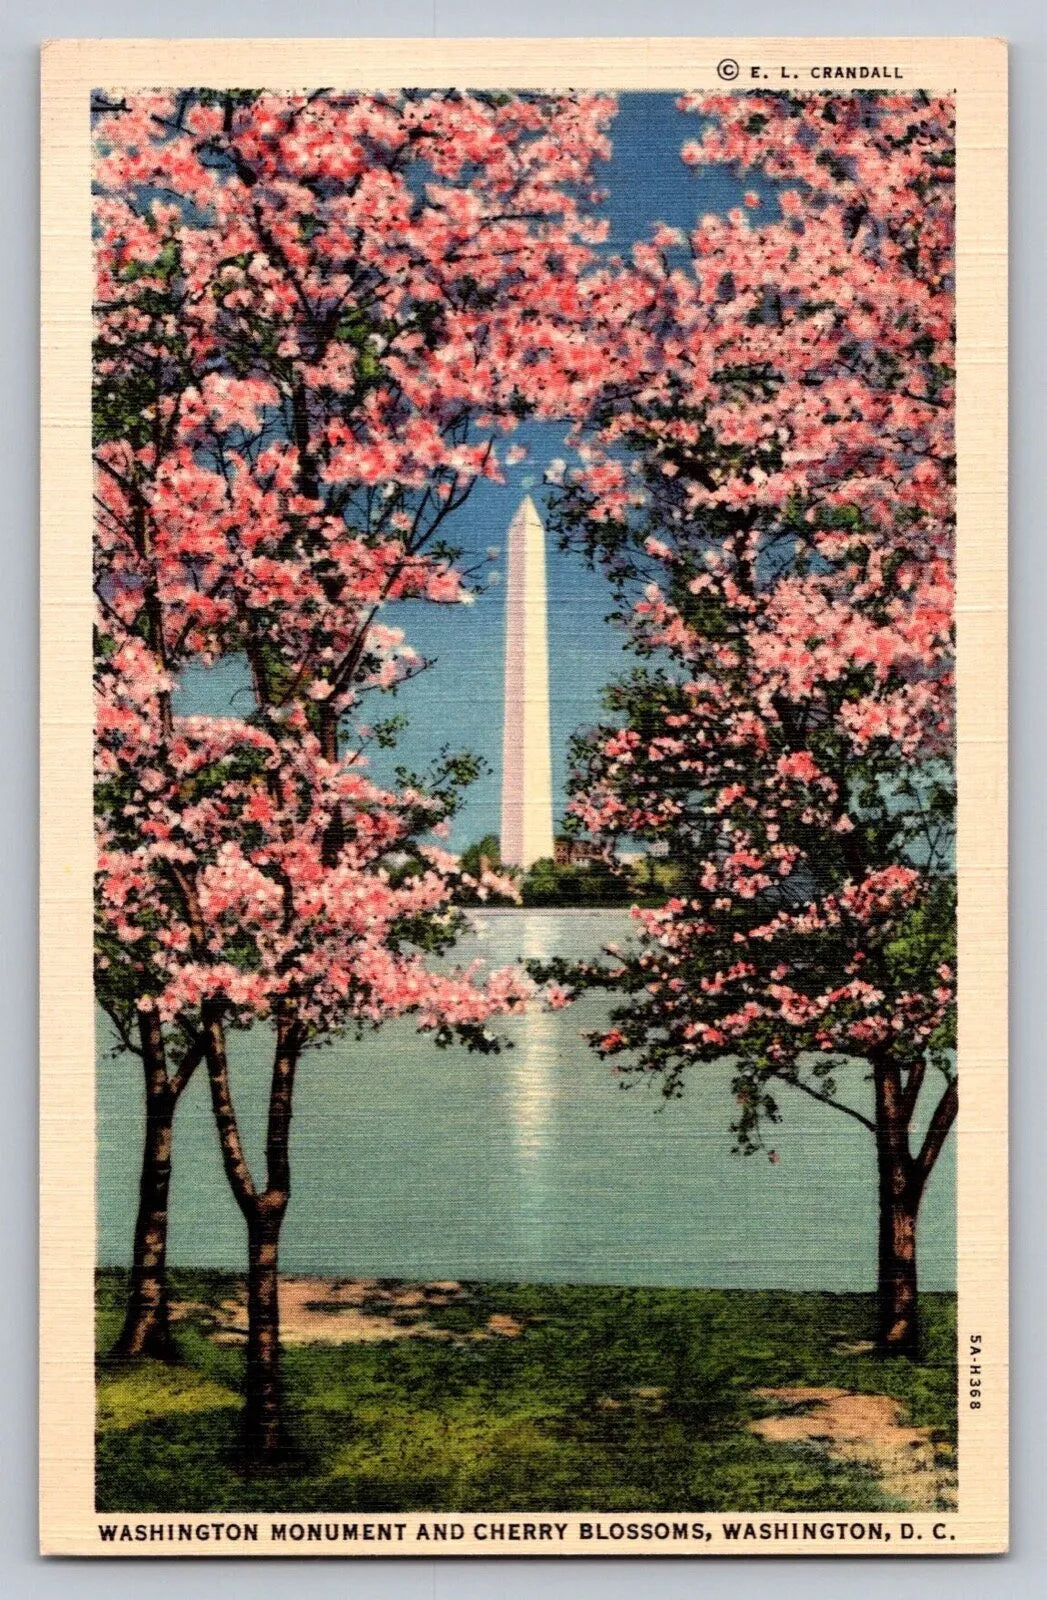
(460, 904, 638, 916)
(96, 1267, 959, 1296)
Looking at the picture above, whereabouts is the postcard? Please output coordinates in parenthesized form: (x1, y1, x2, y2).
(40, 36, 1007, 1556)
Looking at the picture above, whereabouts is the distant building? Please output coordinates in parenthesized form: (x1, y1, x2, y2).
(554, 836, 605, 868)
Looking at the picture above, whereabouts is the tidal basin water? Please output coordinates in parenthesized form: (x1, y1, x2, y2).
(97, 910, 955, 1290)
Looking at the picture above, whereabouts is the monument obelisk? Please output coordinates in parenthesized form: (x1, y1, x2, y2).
(500, 496, 554, 869)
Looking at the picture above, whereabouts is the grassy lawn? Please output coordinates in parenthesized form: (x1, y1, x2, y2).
(96, 1271, 956, 1514)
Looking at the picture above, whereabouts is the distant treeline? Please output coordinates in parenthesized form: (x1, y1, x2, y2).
(453, 835, 679, 909)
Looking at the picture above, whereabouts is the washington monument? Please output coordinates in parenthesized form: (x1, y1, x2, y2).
(500, 496, 554, 869)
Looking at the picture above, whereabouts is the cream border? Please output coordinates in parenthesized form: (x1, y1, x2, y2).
(40, 36, 1008, 1557)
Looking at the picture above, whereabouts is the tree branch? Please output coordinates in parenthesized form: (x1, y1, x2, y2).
(777, 1071, 876, 1132)
(264, 1005, 302, 1200)
(913, 1076, 958, 1192)
(169, 1031, 207, 1099)
(203, 1008, 258, 1215)
(900, 1054, 927, 1125)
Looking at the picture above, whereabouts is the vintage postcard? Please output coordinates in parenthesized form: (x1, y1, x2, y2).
(40, 37, 1007, 1556)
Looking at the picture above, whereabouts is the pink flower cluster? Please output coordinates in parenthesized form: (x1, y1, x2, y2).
(93, 88, 619, 1054)
(559, 92, 956, 1075)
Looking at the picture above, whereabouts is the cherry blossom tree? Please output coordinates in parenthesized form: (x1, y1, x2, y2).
(543, 92, 956, 1356)
(92, 86, 615, 1449)
(95, 618, 528, 1449)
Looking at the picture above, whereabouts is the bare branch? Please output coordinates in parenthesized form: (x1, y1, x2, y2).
(776, 1071, 876, 1133)
(913, 1076, 958, 1191)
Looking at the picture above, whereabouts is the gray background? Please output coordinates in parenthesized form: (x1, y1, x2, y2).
(2, 1, 1039, 1594)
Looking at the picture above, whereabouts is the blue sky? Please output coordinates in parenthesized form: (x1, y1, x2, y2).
(176, 93, 772, 851)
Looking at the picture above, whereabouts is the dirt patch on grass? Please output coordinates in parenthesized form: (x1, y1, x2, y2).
(173, 1278, 527, 1346)
(749, 1386, 956, 1511)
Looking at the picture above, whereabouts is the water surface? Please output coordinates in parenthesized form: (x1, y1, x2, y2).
(97, 909, 955, 1290)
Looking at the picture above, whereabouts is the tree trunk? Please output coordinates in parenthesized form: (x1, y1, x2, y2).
(113, 1017, 206, 1360)
(244, 1200, 287, 1463)
(114, 1014, 176, 1360)
(204, 1004, 301, 1466)
(872, 1048, 921, 1357)
(875, 1144, 920, 1356)
(318, 704, 345, 864)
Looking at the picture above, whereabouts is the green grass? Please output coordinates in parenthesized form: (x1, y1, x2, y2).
(96, 1271, 956, 1514)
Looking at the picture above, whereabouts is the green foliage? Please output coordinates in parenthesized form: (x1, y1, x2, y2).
(92, 232, 187, 451)
(521, 856, 634, 909)
(459, 833, 502, 879)
(96, 1271, 956, 1514)
(370, 713, 409, 750)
